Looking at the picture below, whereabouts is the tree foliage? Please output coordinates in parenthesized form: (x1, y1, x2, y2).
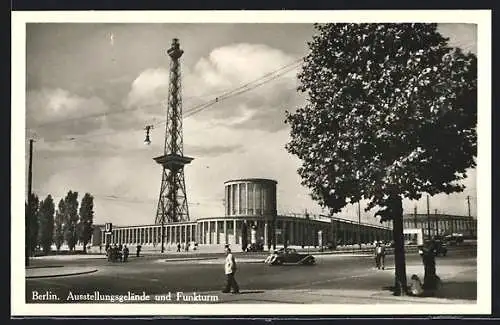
(54, 199, 65, 251)
(38, 195, 55, 254)
(285, 23, 477, 214)
(285, 23, 477, 293)
(63, 191, 79, 251)
(78, 193, 94, 253)
(26, 193, 39, 255)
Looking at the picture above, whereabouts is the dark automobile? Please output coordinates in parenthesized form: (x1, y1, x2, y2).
(264, 248, 315, 265)
(419, 240, 448, 257)
(434, 241, 448, 256)
(246, 242, 264, 252)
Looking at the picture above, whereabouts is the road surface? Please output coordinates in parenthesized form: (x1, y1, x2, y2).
(25, 247, 476, 303)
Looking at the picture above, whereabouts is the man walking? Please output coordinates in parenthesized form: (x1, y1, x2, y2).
(222, 245, 240, 294)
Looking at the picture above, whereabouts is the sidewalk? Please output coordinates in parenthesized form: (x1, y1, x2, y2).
(198, 288, 476, 304)
(32, 254, 107, 261)
(26, 266, 98, 279)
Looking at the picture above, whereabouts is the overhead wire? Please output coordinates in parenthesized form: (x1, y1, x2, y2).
(28, 56, 303, 143)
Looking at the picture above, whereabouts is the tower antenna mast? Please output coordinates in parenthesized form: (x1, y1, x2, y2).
(153, 39, 194, 253)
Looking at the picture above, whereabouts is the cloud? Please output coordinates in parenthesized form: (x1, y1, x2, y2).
(438, 24, 477, 54)
(26, 88, 110, 141)
(186, 144, 244, 157)
(182, 43, 303, 132)
(125, 43, 303, 134)
(125, 68, 170, 109)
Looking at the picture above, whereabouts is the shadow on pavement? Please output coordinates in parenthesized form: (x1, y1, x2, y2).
(435, 281, 477, 300)
(381, 280, 477, 300)
(26, 265, 64, 269)
(382, 285, 401, 296)
(237, 290, 265, 294)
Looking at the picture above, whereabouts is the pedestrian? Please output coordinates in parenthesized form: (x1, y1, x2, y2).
(177, 242, 181, 252)
(221, 245, 240, 294)
(99, 244, 102, 254)
(374, 241, 386, 270)
(420, 240, 439, 294)
(122, 245, 129, 262)
(113, 244, 119, 262)
(136, 244, 142, 257)
(409, 274, 424, 296)
(118, 244, 123, 261)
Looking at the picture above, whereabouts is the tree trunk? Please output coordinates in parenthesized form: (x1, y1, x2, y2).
(392, 195, 407, 295)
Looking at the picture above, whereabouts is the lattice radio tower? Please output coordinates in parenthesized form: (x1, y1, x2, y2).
(154, 38, 193, 227)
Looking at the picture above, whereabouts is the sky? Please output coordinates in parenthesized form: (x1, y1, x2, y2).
(25, 22, 478, 227)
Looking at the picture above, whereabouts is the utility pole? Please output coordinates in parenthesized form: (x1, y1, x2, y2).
(357, 201, 361, 249)
(26, 139, 34, 267)
(467, 196, 471, 217)
(304, 208, 309, 250)
(413, 205, 418, 229)
(434, 209, 439, 237)
(426, 195, 431, 240)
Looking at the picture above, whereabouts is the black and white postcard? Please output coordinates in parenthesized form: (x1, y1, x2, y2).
(11, 10, 491, 316)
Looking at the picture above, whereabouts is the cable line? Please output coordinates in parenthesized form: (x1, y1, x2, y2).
(30, 57, 303, 143)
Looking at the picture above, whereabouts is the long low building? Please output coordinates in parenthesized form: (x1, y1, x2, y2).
(94, 178, 392, 251)
(403, 213, 477, 239)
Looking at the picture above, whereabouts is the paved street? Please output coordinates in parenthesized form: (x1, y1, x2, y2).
(25, 247, 476, 304)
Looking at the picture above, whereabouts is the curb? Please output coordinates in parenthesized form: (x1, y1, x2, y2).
(162, 257, 218, 262)
(26, 268, 98, 279)
(26, 265, 65, 269)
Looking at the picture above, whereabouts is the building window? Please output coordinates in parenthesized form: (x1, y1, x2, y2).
(248, 182, 254, 215)
(240, 183, 247, 215)
(255, 183, 262, 215)
(232, 185, 237, 215)
(226, 185, 230, 216)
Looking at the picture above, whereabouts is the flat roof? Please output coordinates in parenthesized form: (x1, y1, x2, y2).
(224, 178, 277, 184)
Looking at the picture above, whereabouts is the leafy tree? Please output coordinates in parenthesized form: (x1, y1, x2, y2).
(78, 193, 94, 253)
(54, 199, 65, 251)
(38, 195, 55, 255)
(26, 193, 39, 256)
(63, 191, 79, 251)
(285, 23, 476, 295)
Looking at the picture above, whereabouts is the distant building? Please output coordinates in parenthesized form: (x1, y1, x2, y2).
(403, 213, 477, 239)
(96, 178, 392, 251)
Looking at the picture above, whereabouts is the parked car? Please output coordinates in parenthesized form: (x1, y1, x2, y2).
(264, 248, 316, 266)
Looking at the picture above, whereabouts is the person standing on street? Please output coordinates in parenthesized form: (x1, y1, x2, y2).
(222, 245, 240, 294)
(122, 245, 129, 262)
(374, 241, 386, 270)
